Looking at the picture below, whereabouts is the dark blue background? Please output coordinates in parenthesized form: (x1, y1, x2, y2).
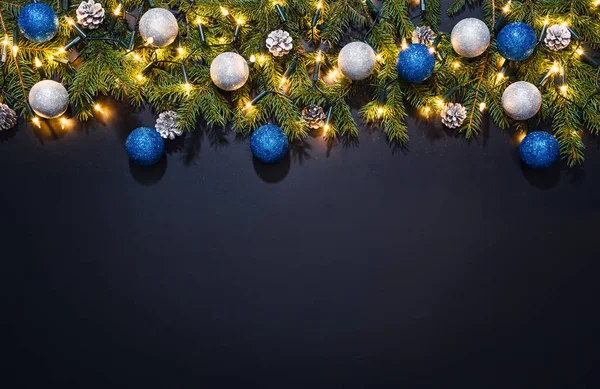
(2, 3, 600, 388)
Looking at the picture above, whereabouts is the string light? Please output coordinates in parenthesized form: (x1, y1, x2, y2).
(377, 106, 384, 117)
(34, 57, 42, 67)
(479, 102, 486, 112)
(258, 54, 266, 63)
(280, 76, 287, 86)
(32, 117, 41, 128)
(452, 61, 460, 69)
(136, 74, 144, 81)
(60, 117, 68, 129)
(12, 44, 17, 57)
(94, 104, 104, 113)
(502, 0, 511, 13)
(401, 38, 408, 50)
(422, 106, 431, 118)
(428, 47, 436, 54)
(249, 54, 256, 63)
(435, 98, 444, 108)
(376, 53, 383, 62)
(220, 6, 229, 16)
(145, 37, 154, 46)
(113, 3, 122, 16)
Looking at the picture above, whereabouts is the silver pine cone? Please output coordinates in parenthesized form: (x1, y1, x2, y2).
(76, 0, 105, 30)
(155, 111, 183, 140)
(266, 30, 293, 57)
(412, 26, 436, 45)
(0, 103, 17, 130)
(302, 105, 326, 129)
(544, 24, 571, 51)
(441, 102, 467, 129)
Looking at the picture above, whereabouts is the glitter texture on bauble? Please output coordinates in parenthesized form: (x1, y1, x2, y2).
(519, 131, 560, 169)
(210, 52, 250, 91)
(396, 44, 435, 83)
(28, 80, 69, 119)
(18, 2, 59, 43)
(138, 8, 178, 47)
(501, 81, 542, 121)
(250, 124, 288, 164)
(450, 18, 490, 58)
(337, 42, 377, 81)
(497, 22, 537, 61)
(125, 127, 165, 166)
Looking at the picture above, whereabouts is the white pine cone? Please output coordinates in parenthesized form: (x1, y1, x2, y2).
(544, 24, 571, 51)
(301, 104, 326, 129)
(412, 26, 436, 45)
(76, 0, 105, 30)
(0, 103, 17, 130)
(266, 30, 293, 57)
(155, 111, 183, 140)
(440, 102, 467, 129)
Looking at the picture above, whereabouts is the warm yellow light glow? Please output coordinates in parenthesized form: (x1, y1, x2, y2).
(258, 54, 266, 63)
(376, 54, 383, 62)
(550, 61, 559, 73)
(422, 106, 431, 118)
(66, 17, 75, 26)
(184, 83, 191, 92)
(58, 47, 66, 54)
(595, 0, 600, 6)
(113, 4, 122, 16)
(452, 61, 460, 69)
(2, 35, 8, 46)
(177, 46, 184, 56)
(436, 98, 444, 108)
(136, 74, 144, 81)
(280, 76, 287, 85)
(94, 104, 104, 113)
(146, 37, 154, 45)
(479, 102, 486, 112)
(60, 117, 68, 129)
(561, 21, 568, 28)
(316, 51, 322, 62)
(249, 54, 256, 63)
(12, 45, 18, 57)
(218, 37, 226, 44)
(543, 17, 549, 26)
(377, 106, 384, 116)
(401, 38, 408, 50)
(516, 132, 526, 144)
(133, 53, 141, 61)
(576, 48, 584, 56)
(496, 72, 504, 81)
(220, 6, 229, 16)
(428, 47, 436, 54)
(560, 85, 568, 94)
(237, 18, 243, 25)
(323, 123, 330, 134)
(32, 117, 41, 128)
(316, 1, 323, 9)
(196, 17, 203, 25)
(245, 102, 253, 110)
(502, 0, 511, 13)
(34, 57, 42, 67)
(327, 68, 339, 81)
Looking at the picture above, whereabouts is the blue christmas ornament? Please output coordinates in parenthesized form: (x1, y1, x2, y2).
(18, 2, 59, 43)
(497, 22, 537, 61)
(250, 124, 288, 163)
(396, 44, 435, 83)
(125, 127, 165, 166)
(519, 131, 560, 169)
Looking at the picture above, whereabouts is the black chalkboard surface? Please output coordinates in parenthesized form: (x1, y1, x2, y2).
(2, 2, 599, 388)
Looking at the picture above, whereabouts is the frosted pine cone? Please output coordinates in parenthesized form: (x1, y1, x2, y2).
(302, 104, 326, 129)
(441, 102, 467, 129)
(76, 0, 105, 30)
(155, 111, 183, 140)
(0, 103, 17, 130)
(544, 24, 571, 51)
(266, 30, 293, 57)
(412, 26, 436, 45)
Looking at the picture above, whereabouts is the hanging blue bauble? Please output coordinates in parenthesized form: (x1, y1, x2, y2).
(18, 2, 59, 43)
(497, 22, 537, 61)
(125, 127, 165, 166)
(519, 131, 560, 169)
(250, 124, 288, 163)
(396, 44, 435, 83)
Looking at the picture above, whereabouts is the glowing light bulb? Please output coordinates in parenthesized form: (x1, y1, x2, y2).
(496, 72, 504, 81)
(428, 47, 436, 54)
(436, 98, 445, 108)
(377, 106, 384, 116)
(34, 57, 42, 67)
(376, 54, 383, 62)
(452, 61, 460, 69)
(316, 51, 322, 62)
(184, 83, 191, 92)
(422, 106, 431, 117)
(146, 37, 154, 45)
(479, 102, 486, 112)
(237, 18, 243, 25)
(258, 54, 265, 63)
(177, 46, 184, 56)
(113, 4, 122, 16)
(316, 1, 322, 9)
(576, 48, 584, 56)
(66, 17, 75, 25)
(560, 84, 568, 94)
(133, 53, 141, 61)
(136, 74, 144, 81)
(502, 0, 511, 13)
(12, 45, 18, 57)
(220, 6, 229, 16)
(32, 117, 41, 128)
(280, 76, 287, 85)
(94, 104, 103, 113)
(401, 38, 408, 50)
(58, 47, 66, 54)
(550, 62, 559, 73)
(60, 117, 68, 129)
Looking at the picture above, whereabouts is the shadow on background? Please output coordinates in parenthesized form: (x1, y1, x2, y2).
(129, 154, 168, 186)
(252, 152, 291, 183)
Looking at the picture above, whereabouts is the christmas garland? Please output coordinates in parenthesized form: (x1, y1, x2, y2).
(1, 0, 600, 167)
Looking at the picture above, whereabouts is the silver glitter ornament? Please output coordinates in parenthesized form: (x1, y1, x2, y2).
(210, 52, 249, 91)
(450, 18, 490, 58)
(440, 102, 467, 128)
(337, 41, 376, 81)
(155, 111, 183, 140)
(502, 81, 542, 121)
(0, 103, 17, 130)
(412, 26, 436, 45)
(138, 8, 178, 47)
(544, 24, 571, 51)
(28, 80, 69, 119)
(266, 29, 293, 57)
(76, 0, 105, 30)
